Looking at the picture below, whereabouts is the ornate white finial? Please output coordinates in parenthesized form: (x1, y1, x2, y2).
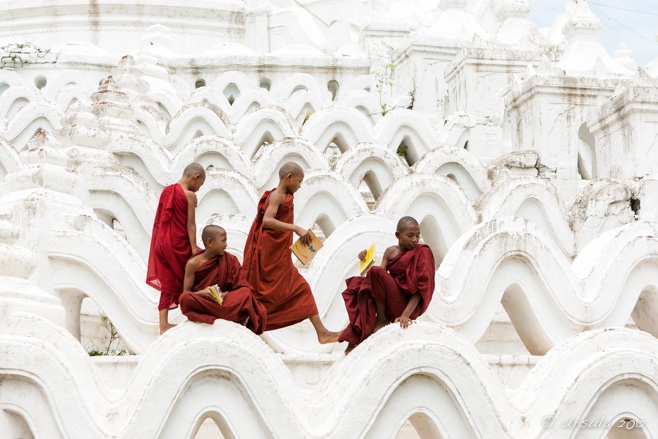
(564, 0, 602, 43)
(613, 42, 637, 71)
(495, 0, 530, 22)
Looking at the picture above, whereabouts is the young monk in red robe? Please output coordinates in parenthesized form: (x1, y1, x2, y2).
(146, 163, 205, 334)
(339, 216, 436, 354)
(179, 225, 267, 334)
(242, 162, 341, 343)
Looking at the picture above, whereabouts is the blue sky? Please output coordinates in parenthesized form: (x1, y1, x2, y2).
(527, 0, 657, 68)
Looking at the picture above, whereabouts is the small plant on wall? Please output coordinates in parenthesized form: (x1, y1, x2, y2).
(373, 63, 395, 116)
(87, 313, 127, 356)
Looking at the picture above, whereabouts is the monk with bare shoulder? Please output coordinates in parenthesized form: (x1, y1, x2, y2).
(242, 162, 341, 343)
(340, 216, 436, 354)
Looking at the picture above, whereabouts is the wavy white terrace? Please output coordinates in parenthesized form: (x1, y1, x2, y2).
(1, 0, 658, 438)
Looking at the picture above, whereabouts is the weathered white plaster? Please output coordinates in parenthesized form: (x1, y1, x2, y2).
(1, 1, 657, 437)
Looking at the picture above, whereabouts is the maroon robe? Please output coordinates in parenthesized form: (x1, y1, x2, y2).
(242, 189, 318, 331)
(146, 183, 193, 310)
(180, 251, 267, 334)
(339, 244, 436, 345)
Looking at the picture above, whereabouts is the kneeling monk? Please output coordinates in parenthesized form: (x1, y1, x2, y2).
(180, 225, 267, 334)
(339, 216, 436, 353)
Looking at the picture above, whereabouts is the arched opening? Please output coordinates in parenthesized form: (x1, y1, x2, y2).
(324, 142, 342, 164)
(607, 417, 648, 439)
(81, 296, 127, 356)
(64, 97, 79, 113)
(34, 75, 47, 90)
(577, 123, 596, 180)
(195, 79, 206, 89)
(397, 139, 412, 166)
(193, 129, 204, 140)
(136, 119, 150, 137)
(157, 102, 171, 119)
(251, 131, 276, 159)
(193, 416, 227, 438)
(395, 420, 422, 438)
(1, 410, 34, 438)
(297, 103, 315, 126)
(7, 97, 29, 119)
(312, 213, 336, 240)
(501, 281, 553, 355)
(223, 83, 240, 105)
(330, 133, 350, 153)
(419, 215, 448, 268)
(0, 82, 9, 94)
(631, 284, 658, 338)
(327, 79, 339, 101)
(259, 77, 271, 91)
(30, 127, 44, 140)
(360, 170, 384, 208)
(291, 85, 308, 97)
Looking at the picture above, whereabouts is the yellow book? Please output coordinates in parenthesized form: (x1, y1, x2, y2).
(360, 244, 375, 276)
(210, 284, 223, 305)
(290, 229, 323, 265)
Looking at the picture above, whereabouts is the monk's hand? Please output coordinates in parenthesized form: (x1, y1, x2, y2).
(197, 287, 215, 302)
(295, 226, 311, 246)
(394, 316, 413, 329)
(219, 290, 229, 303)
(358, 250, 367, 261)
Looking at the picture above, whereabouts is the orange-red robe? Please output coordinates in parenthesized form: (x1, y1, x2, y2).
(339, 244, 436, 345)
(179, 252, 267, 334)
(146, 183, 193, 310)
(242, 189, 318, 331)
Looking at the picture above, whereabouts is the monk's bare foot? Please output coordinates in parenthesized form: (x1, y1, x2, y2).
(344, 343, 356, 355)
(317, 330, 341, 344)
(160, 323, 176, 335)
(241, 316, 250, 326)
(373, 318, 390, 333)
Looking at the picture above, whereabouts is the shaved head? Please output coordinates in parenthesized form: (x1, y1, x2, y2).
(183, 163, 205, 179)
(202, 225, 225, 244)
(396, 216, 419, 232)
(278, 162, 303, 179)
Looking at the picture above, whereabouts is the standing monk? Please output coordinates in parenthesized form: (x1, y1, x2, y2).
(180, 225, 267, 334)
(339, 216, 436, 353)
(147, 163, 205, 334)
(242, 162, 341, 343)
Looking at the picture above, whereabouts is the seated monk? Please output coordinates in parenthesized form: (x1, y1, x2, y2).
(179, 225, 267, 334)
(339, 216, 436, 354)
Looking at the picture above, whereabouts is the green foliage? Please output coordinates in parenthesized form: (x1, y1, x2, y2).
(372, 63, 396, 116)
(87, 313, 127, 356)
(328, 151, 340, 164)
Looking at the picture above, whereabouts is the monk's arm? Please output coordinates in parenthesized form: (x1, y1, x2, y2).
(185, 191, 198, 255)
(182, 259, 199, 292)
(262, 192, 309, 242)
(380, 246, 396, 268)
(395, 293, 421, 329)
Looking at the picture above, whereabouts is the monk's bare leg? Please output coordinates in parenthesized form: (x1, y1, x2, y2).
(309, 314, 341, 344)
(159, 309, 176, 335)
(373, 300, 390, 333)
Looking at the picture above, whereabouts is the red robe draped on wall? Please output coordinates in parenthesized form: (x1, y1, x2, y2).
(242, 189, 318, 331)
(339, 244, 436, 345)
(146, 183, 193, 310)
(179, 252, 267, 334)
